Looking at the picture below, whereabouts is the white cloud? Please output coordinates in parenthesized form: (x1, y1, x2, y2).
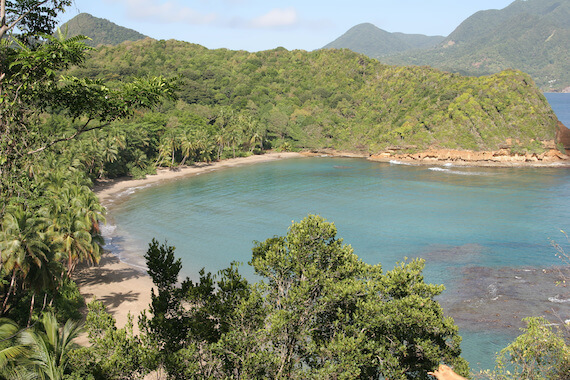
(124, 0, 217, 25)
(250, 8, 299, 28)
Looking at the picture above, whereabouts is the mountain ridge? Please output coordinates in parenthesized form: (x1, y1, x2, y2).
(325, 0, 570, 92)
(322, 23, 445, 58)
(60, 13, 148, 47)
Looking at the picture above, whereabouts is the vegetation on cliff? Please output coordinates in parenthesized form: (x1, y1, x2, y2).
(66, 38, 558, 162)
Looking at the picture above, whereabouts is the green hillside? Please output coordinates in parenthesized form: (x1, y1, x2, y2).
(60, 13, 148, 47)
(382, 0, 570, 92)
(66, 38, 558, 155)
(322, 23, 444, 58)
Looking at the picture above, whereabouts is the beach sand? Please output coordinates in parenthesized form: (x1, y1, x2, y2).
(74, 152, 303, 335)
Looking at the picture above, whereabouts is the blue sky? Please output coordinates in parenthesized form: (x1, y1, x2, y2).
(59, 0, 515, 52)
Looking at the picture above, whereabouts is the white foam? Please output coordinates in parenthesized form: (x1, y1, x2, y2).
(487, 283, 499, 299)
(100, 224, 117, 236)
(429, 167, 487, 176)
(548, 295, 570, 304)
(389, 160, 412, 166)
(117, 184, 152, 198)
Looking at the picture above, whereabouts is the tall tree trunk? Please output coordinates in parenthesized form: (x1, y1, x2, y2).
(1, 270, 17, 315)
(27, 291, 35, 326)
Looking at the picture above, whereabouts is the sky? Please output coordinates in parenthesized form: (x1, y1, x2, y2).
(58, 0, 516, 52)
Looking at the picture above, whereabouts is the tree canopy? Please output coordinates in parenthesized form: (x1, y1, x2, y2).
(134, 215, 469, 379)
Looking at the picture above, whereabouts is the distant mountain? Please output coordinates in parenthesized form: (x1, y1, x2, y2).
(324, 0, 570, 92)
(322, 23, 445, 58)
(382, 0, 570, 92)
(60, 13, 148, 47)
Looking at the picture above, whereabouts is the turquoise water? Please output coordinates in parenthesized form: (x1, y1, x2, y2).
(104, 158, 570, 371)
(103, 93, 570, 371)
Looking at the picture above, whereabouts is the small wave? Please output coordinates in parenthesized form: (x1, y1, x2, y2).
(443, 163, 454, 167)
(429, 167, 488, 176)
(389, 160, 412, 166)
(117, 184, 152, 198)
(548, 295, 570, 304)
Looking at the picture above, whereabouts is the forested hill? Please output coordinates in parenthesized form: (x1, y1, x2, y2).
(380, 0, 570, 92)
(60, 13, 148, 47)
(322, 23, 444, 58)
(67, 38, 558, 154)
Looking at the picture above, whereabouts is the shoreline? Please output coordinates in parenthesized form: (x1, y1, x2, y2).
(94, 152, 304, 205)
(76, 152, 303, 332)
(78, 149, 569, 333)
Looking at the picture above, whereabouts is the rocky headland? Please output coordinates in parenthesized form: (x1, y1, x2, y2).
(307, 121, 570, 167)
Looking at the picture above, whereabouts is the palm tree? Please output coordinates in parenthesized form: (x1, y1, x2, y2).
(0, 206, 50, 317)
(46, 184, 103, 276)
(214, 132, 226, 161)
(0, 318, 27, 375)
(19, 312, 83, 380)
(156, 129, 179, 167)
(178, 130, 195, 166)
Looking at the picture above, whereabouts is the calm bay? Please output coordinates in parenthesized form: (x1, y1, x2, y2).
(102, 93, 570, 371)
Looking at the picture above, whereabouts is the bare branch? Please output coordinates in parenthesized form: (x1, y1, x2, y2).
(0, 0, 52, 41)
(26, 118, 113, 155)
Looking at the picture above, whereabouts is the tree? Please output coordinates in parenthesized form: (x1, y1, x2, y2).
(0, 1, 176, 206)
(0, 204, 51, 318)
(65, 299, 152, 380)
(16, 311, 82, 380)
(139, 238, 189, 372)
(251, 215, 469, 379)
(477, 317, 570, 380)
(0, 318, 27, 376)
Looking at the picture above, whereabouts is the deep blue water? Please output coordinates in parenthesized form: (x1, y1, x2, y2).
(545, 93, 570, 127)
(102, 93, 570, 372)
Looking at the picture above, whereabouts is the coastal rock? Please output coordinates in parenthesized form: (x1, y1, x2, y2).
(369, 146, 569, 167)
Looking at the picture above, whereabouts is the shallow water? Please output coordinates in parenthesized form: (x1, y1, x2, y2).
(104, 157, 570, 371)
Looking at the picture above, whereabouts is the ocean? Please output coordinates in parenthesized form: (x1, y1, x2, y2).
(102, 93, 570, 371)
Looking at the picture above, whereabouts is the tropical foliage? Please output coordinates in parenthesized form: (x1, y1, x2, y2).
(65, 37, 558, 162)
(0, 0, 175, 324)
(132, 216, 469, 379)
(0, 1, 567, 379)
(476, 317, 570, 380)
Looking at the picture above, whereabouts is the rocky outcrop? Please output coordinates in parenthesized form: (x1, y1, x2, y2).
(369, 147, 568, 166)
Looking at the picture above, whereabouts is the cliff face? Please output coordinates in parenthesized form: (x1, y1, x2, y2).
(365, 120, 570, 166)
(556, 121, 570, 151)
(369, 147, 567, 166)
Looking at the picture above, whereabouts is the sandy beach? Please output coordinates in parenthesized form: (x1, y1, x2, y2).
(74, 152, 302, 333)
